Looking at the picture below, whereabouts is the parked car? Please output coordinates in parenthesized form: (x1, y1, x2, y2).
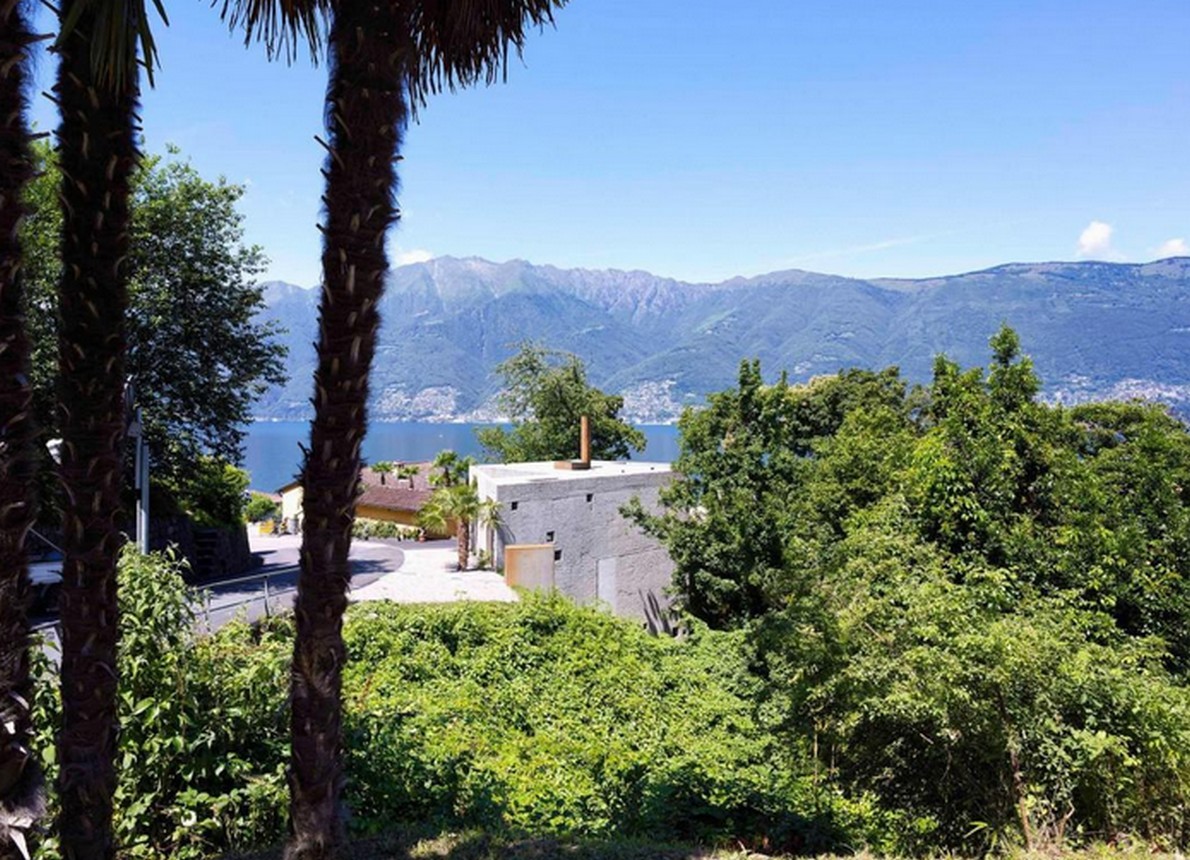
(28, 530, 63, 614)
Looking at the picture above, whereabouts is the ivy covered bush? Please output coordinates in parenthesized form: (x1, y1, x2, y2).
(339, 598, 849, 849)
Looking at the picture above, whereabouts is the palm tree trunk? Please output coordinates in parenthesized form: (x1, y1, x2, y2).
(456, 518, 469, 571)
(54, 0, 139, 855)
(0, 1, 45, 854)
(287, 0, 406, 856)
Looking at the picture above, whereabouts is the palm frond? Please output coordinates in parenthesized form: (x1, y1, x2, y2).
(57, 0, 169, 89)
(477, 497, 502, 528)
(217, 0, 324, 64)
(406, 0, 568, 108)
(420, 482, 480, 528)
(218, 0, 566, 90)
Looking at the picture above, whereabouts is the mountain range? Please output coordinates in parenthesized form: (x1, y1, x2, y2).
(255, 256, 1190, 423)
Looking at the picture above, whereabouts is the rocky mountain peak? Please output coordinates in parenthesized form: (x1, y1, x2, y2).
(255, 256, 1190, 423)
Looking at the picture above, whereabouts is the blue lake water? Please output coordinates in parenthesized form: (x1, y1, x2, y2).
(243, 421, 681, 493)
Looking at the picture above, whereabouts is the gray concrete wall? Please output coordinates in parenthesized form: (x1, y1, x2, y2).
(473, 467, 675, 627)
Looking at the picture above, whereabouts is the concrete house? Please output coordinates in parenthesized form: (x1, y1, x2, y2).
(470, 422, 676, 630)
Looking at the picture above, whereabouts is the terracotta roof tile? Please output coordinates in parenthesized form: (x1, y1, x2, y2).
(277, 461, 442, 513)
(356, 461, 437, 512)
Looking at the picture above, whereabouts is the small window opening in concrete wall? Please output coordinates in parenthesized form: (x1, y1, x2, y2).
(554, 548, 562, 561)
(586, 493, 593, 503)
(510, 501, 518, 511)
(546, 530, 555, 542)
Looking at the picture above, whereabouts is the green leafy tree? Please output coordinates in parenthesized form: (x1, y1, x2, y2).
(628, 361, 908, 628)
(21, 143, 286, 486)
(909, 327, 1070, 566)
(0, 0, 44, 852)
(1066, 399, 1190, 666)
(245, 492, 281, 524)
(369, 461, 394, 484)
(636, 329, 1190, 850)
(477, 343, 646, 463)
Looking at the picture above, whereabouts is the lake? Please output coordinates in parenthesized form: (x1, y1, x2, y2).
(243, 421, 681, 493)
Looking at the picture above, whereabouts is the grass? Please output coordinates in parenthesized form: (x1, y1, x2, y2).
(223, 829, 1186, 860)
(223, 829, 722, 860)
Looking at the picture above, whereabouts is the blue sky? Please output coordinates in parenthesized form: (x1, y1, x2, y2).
(27, 0, 1190, 286)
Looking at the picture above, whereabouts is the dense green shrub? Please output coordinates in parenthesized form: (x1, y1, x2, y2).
(352, 518, 421, 541)
(806, 561, 1190, 851)
(340, 596, 841, 848)
(168, 455, 251, 527)
(35, 553, 850, 857)
(33, 549, 291, 859)
(244, 492, 280, 523)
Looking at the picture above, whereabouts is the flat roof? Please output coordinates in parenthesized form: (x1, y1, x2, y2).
(471, 459, 672, 486)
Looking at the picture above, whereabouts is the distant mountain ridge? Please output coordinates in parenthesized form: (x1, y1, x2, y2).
(255, 256, 1190, 423)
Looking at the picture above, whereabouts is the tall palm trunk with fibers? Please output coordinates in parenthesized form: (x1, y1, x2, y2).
(287, 2, 406, 856)
(0, 0, 44, 854)
(215, 0, 566, 854)
(53, 0, 140, 853)
(455, 517, 469, 571)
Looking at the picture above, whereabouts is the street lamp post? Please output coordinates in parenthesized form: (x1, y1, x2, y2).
(124, 382, 150, 554)
(127, 407, 149, 554)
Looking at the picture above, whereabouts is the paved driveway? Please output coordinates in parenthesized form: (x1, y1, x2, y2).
(350, 542, 516, 605)
(199, 532, 515, 630)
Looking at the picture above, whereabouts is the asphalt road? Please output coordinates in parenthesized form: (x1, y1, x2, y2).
(33, 533, 414, 656)
(196, 533, 408, 629)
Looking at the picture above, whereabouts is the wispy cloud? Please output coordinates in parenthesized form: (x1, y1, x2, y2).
(786, 233, 941, 265)
(396, 248, 434, 265)
(1076, 220, 1125, 260)
(1155, 237, 1189, 258)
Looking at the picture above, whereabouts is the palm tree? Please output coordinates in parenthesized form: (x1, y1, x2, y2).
(370, 460, 394, 484)
(476, 496, 501, 566)
(51, 0, 164, 854)
(223, 3, 566, 855)
(0, 0, 45, 853)
(396, 461, 419, 489)
(430, 448, 473, 488)
(418, 482, 482, 571)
